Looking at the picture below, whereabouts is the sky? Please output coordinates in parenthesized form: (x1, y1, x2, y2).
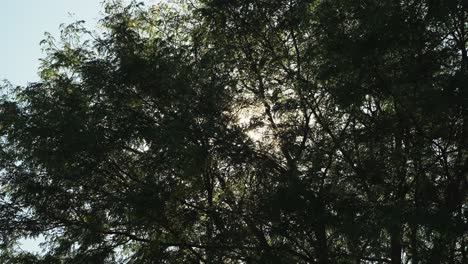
(0, 0, 105, 86)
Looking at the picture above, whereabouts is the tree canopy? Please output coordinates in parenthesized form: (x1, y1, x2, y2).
(0, 0, 467, 263)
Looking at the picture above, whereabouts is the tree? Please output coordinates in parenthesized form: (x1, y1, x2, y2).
(1, 0, 466, 263)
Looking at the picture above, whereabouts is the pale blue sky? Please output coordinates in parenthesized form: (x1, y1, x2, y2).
(0, 0, 104, 86)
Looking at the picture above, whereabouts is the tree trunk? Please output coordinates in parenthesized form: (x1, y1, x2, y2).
(315, 202, 329, 264)
(410, 224, 418, 264)
(390, 227, 402, 264)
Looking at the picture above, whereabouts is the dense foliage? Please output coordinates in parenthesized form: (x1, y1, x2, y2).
(1, 0, 467, 263)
